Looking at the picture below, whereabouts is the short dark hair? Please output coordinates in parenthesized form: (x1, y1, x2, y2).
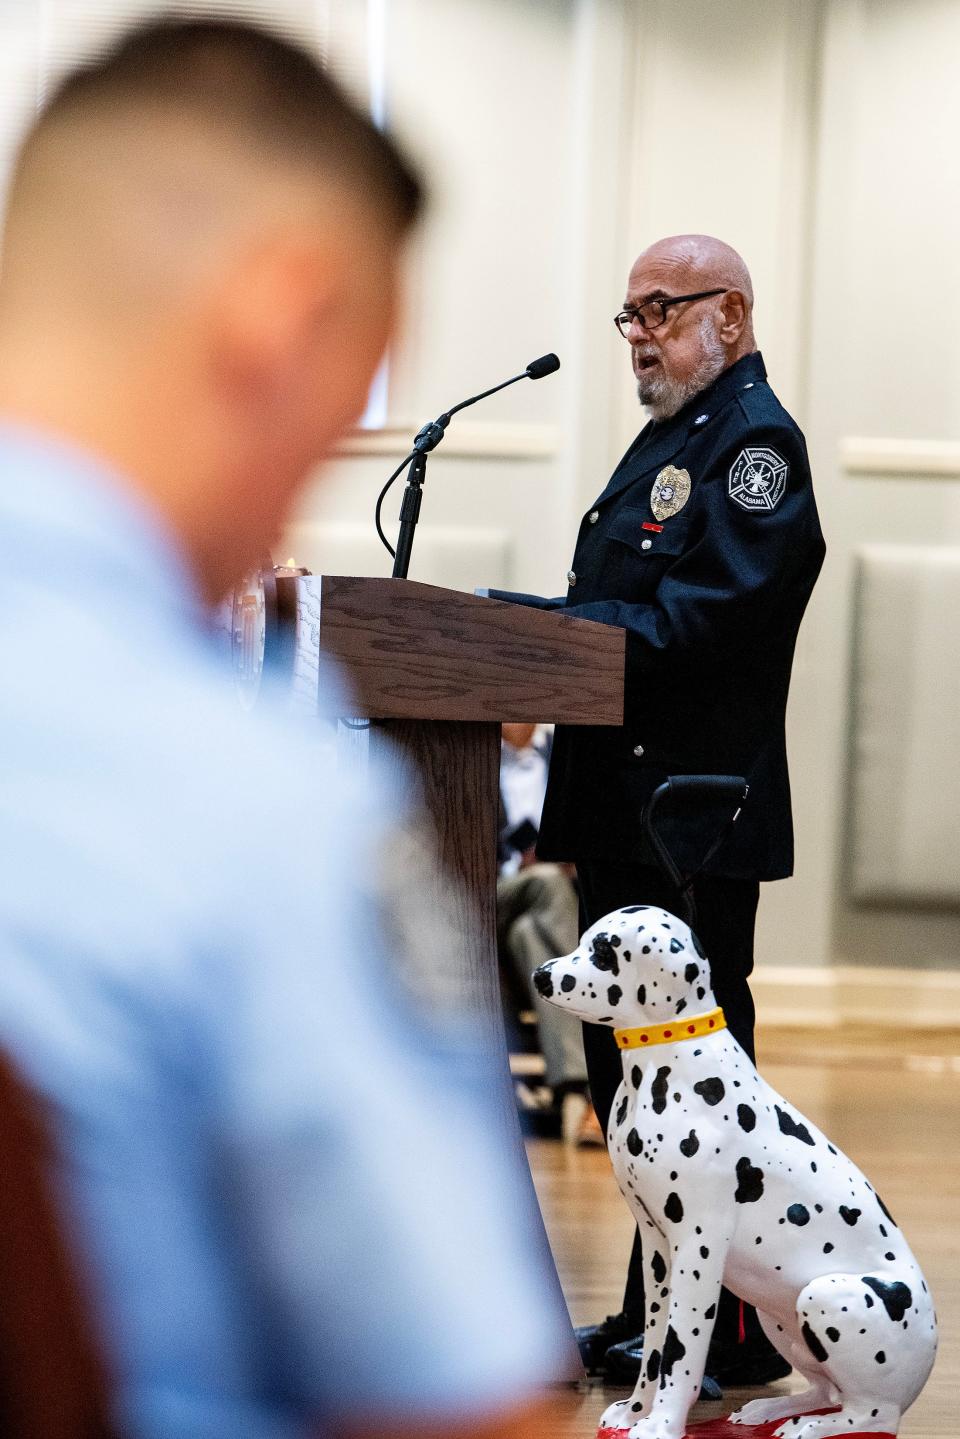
(29, 14, 423, 228)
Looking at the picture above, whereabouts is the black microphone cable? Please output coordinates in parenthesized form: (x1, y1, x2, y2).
(374, 354, 560, 562)
(374, 449, 417, 560)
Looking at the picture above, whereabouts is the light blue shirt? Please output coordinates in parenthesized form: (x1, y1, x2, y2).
(0, 426, 564, 1439)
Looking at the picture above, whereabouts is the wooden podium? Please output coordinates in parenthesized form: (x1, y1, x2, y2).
(283, 573, 625, 1377)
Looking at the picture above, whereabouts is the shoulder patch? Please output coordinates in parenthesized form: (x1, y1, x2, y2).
(728, 446, 788, 513)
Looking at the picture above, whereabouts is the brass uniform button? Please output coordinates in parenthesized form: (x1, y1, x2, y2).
(567, 570, 577, 586)
(633, 744, 644, 758)
(641, 539, 652, 551)
(588, 510, 599, 525)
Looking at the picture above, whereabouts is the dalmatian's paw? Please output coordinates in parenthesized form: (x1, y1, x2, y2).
(599, 1397, 642, 1431)
(731, 1388, 834, 1426)
(598, 1401, 683, 1439)
(626, 1417, 685, 1439)
(773, 1403, 900, 1439)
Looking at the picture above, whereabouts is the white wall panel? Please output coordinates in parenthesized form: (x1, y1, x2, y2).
(285, 519, 511, 590)
(802, 0, 960, 969)
(849, 545, 960, 904)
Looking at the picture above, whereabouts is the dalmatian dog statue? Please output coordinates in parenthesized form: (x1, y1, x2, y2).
(533, 907, 937, 1439)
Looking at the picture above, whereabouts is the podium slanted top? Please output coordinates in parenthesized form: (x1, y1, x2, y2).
(316, 575, 624, 725)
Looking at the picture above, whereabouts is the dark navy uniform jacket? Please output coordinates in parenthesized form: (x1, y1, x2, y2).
(492, 352, 825, 880)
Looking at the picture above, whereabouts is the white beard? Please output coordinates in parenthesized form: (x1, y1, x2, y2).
(637, 315, 728, 421)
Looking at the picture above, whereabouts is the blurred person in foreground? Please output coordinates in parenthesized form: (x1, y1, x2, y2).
(0, 19, 567, 1439)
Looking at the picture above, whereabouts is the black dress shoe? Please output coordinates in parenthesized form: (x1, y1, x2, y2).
(703, 1346, 792, 1387)
(574, 1311, 642, 1374)
(604, 1336, 723, 1399)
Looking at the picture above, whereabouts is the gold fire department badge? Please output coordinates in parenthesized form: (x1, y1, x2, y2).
(651, 465, 691, 521)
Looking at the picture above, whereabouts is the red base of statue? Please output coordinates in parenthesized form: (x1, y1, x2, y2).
(597, 1410, 896, 1439)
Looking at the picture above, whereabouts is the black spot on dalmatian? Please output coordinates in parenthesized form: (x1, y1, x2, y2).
(651, 1250, 667, 1284)
(645, 1347, 660, 1382)
(560, 973, 576, 993)
(621, 906, 647, 913)
(627, 1128, 643, 1157)
(775, 1105, 815, 1146)
(664, 1192, 684, 1223)
(694, 1077, 725, 1106)
(876, 1193, 898, 1227)
(615, 1095, 629, 1127)
(703, 1303, 716, 1321)
(734, 1157, 764, 1204)
(679, 1129, 700, 1158)
(636, 984, 646, 1005)
(675, 998, 688, 1015)
(840, 1206, 861, 1226)
(669, 938, 684, 954)
(700, 1245, 709, 1258)
(533, 968, 553, 998)
(607, 984, 622, 1005)
(737, 1104, 756, 1132)
(684, 962, 700, 983)
(590, 934, 620, 975)
(660, 1326, 686, 1380)
(631, 1064, 642, 1089)
(696, 986, 706, 1000)
(787, 1204, 810, 1226)
(864, 1293, 874, 1309)
(875, 1351, 886, 1364)
(802, 1322, 829, 1363)
(826, 1326, 840, 1343)
(651, 1067, 671, 1114)
(863, 1276, 912, 1322)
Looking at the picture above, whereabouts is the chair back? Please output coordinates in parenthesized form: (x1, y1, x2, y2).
(0, 1051, 117, 1439)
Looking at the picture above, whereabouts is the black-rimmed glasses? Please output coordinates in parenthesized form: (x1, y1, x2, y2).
(614, 288, 727, 337)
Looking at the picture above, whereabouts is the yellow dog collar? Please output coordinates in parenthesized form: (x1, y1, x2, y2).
(614, 1007, 726, 1051)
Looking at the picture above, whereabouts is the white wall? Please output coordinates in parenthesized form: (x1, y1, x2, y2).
(801, 0, 960, 974)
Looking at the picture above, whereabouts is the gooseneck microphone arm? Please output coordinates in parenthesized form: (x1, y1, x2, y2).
(375, 353, 560, 578)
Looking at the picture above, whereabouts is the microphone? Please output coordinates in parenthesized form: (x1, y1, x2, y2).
(411, 352, 561, 453)
(375, 352, 561, 577)
(526, 352, 560, 379)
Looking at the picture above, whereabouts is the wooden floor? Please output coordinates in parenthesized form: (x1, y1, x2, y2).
(527, 1025, 959, 1438)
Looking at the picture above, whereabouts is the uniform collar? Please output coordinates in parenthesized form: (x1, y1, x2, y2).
(595, 351, 768, 508)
